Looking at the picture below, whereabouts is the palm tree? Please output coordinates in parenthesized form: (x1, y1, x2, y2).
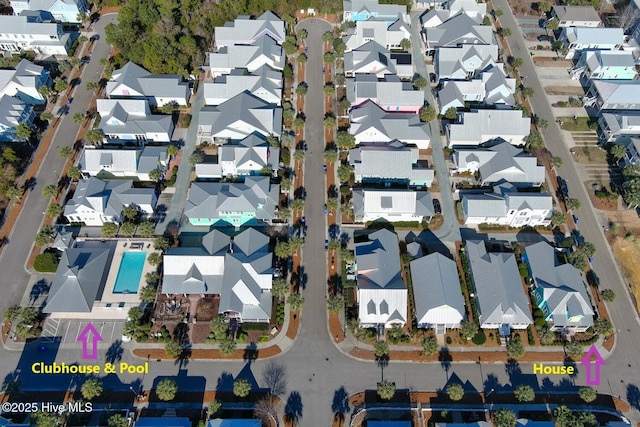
(323, 83, 335, 97)
(498, 27, 512, 38)
(5, 185, 21, 200)
(167, 144, 179, 158)
(326, 197, 339, 210)
(84, 129, 105, 145)
(58, 146, 73, 158)
(323, 148, 338, 163)
(293, 149, 305, 162)
(39, 111, 54, 122)
(85, 81, 99, 93)
(101, 222, 118, 238)
(327, 296, 344, 313)
(323, 116, 336, 129)
(15, 123, 32, 141)
(399, 38, 411, 51)
(272, 278, 289, 300)
(47, 203, 64, 217)
(72, 112, 85, 124)
(297, 29, 308, 40)
(550, 156, 563, 169)
(446, 383, 464, 401)
(323, 51, 336, 64)
(287, 293, 305, 311)
(137, 220, 156, 238)
(80, 378, 103, 400)
(291, 198, 304, 211)
(42, 184, 58, 199)
(293, 117, 305, 131)
(156, 378, 178, 401)
(322, 31, 334, 44)
(377, 380, 396, 400)
(219, 338, 237, 356)
(233, 379, 251, 397)
(275, 241, 291, 259)
(295, 83, 308, 97)
(67, 166, 82, 180)
(296, 53, 307, 64)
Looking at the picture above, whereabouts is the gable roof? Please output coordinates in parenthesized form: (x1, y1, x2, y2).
(106, 61, 189, 100)
(524, 242, 594, 327)
(344, 40, 399, 76)
(350, 100, 430, 143)
(204, 66, 282, 105)
(96, 99, 173, 138)
(411, 253, 465, 325)
(591, 80, 640, 110)
(465, 240, 532, 326)
(356, 228, 403, 290)
(198, 92, 282, 139)
(349, 140, 434, 182)
(343, 19, 410, 51)
(582, 50, 636, 72)
(346, 74, 424, 108)
(214, 11, 285, 48)
(448, 109, 530, 146)
(436, 44, 498, 80)
(43, 241, 114, 313)
(0, 95, 30, 130)
(79, 146, 167, 176)
(454, 141, 545, 184)
(552, 5, 600, 23)
(563, 27, 623, 45)
(0, 59, 45, 93)
(184, 177, 279, 222)
(64, 177, 156, 218)
(205, 36, 284, 72)
(353, 189, 433, 218)
(425, 13, 494, 48)
(344, 0, 407, 17)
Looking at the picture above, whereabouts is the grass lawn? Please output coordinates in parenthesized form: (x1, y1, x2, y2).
(570, 145, 608, 164)
(558, 117, 595, 131)
(613, 236, 640, 312)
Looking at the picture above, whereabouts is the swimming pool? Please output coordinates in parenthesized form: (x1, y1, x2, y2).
(112, 251, 147, 294)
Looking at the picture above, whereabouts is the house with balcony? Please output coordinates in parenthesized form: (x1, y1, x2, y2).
(583, 80, 640, 111)
(435, 44, 498, 81)
(0, 95, 35, 142)
(344, 40, 413, 78)
(197, 92, 282, 145)
(423, 13, 494, 54)
(96, 99, 174, 145)
(203, 66, 282, 106)
(447, 109, 531, 148)
(184, 177, 279, 226)
(10, 0, 89, 23)
(355, 228, 407, 329)
(0, 59, 51, 105)
(350, 100, 431, 149)
(346, 74, 424, 113)
(349, 140, 433, 187)
(523, 242, 594, 334)
(461, 182, 553, 227)
(204, 36, 284, 79)
(465, 240, 533, 334)
(454, 141, 545, 187)
(78, 146, 168, 181)
(353, 189, 433, 223)
(343, 19, 412, 52)
(0, 15, 71, 55)
(570, 50, 636, 81)
(162, 228, 273, 323)
(195, 134, 279, 179)
(63, 177, 157, 226)
(560, 26, 623, 59)
(551, 5, 601, 28)
(213, 11, 285, 48)
(410, 253, 466, 331)
(614, 136, 640, 168)
(106, 62, 191, 108)
(343, 0, 409, 25)
(437, 64, 516, 113)
(599, 111, 640, 142)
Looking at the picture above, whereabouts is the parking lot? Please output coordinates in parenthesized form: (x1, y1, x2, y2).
(42, 319, 125, 344)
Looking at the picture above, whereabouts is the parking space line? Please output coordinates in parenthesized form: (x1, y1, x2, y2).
(63, 321, 71, 343)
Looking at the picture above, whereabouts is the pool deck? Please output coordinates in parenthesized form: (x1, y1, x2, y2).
(101, 241, 157, 305)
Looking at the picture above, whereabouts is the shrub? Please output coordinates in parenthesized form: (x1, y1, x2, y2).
(471, 330, 486, 345)
(34, 252, 59, 272)
(527, 326, 535, 346)
(446, 336, 452, 345)
(534, 318, 546, 329)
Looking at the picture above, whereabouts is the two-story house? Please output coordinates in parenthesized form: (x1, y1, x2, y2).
(523, 242, 594, 334)
(423, 13, 494, 54)
(213, 11, 285, 49)
(204, 36, 284, 79)
(0, 59, 51, 105)
(551, 5, 601, 27)
(435, 44, 498, 81)
(0, 15, 71, 55)
(10, 0, 89, 23)
(203, 66, 282, 106)
(353, 189, 433, 223)
(583, 80, 640, 111)
(96, 99, 175, 145)
(599, 111, 640, 142)
(570, 50, 637, 81)
(344, 40, 413, 78)
(560, 26, 623, 60)
(343, 19, 411, 52)
(0, 94, 35, 142)
(447, 109, 531, 148)
(346, 74, 424, 113)
(343, 0, 409, 25)
(466, 240, 533, 334)
(77, 146, 168, 181)
(356, 228, 407, 329)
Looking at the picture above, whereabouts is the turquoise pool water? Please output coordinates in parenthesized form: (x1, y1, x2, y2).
(112, 251, 147, 294)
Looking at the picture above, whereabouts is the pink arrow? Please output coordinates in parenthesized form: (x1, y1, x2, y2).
(580, 344, 605, 386)
(77, 323, 103, 360)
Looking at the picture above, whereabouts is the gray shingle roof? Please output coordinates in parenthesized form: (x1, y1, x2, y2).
(184, 177, 279, 222)
(0, 59, 45, 95)
(466, 240, 533, 326)
(349, 140, 434, 184)
(454, 141, 545, 185)
(350, 100, 430, 144)
(524, 242, 594, 328)
(96, 99, 174, 139)
(206, 36, 284, 73)
(344, 40, 398, 76)
(204, 66, 282, 106)
(198, 92, 282, 139)
(356, 229, 404, 290)
(552, 5, 600, 23)
(411, 253, 465, 326)
(425, 13, 494, 48)
(43, 241, 115, 313)
(64, 177, 156, 219)
(591, 80, 640, 110)
(106, 61, 190, 101)
(346, 74, 423, 109)
(162, 228, 272, 321)
(448, 109, 530, 146)
(214, 11, 285, 47)
(435, 44, 498, 80)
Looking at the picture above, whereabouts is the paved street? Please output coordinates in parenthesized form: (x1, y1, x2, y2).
(0, 11, 639, 427)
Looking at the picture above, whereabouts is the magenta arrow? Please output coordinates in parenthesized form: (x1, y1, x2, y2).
(580, 344, 605, 386)
(77, 323, 102, 360)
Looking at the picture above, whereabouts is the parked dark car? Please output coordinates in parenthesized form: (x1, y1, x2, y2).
(537, 34, 552, 42)
(429, 72, 436, 83)
(432, 198, 442, 215)
(557, 176, 569, 199)
(324, 239, 329, 250)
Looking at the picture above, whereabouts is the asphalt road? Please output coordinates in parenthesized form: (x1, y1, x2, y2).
(1, 12, 640, 427)
(0, 15, 117, 364)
